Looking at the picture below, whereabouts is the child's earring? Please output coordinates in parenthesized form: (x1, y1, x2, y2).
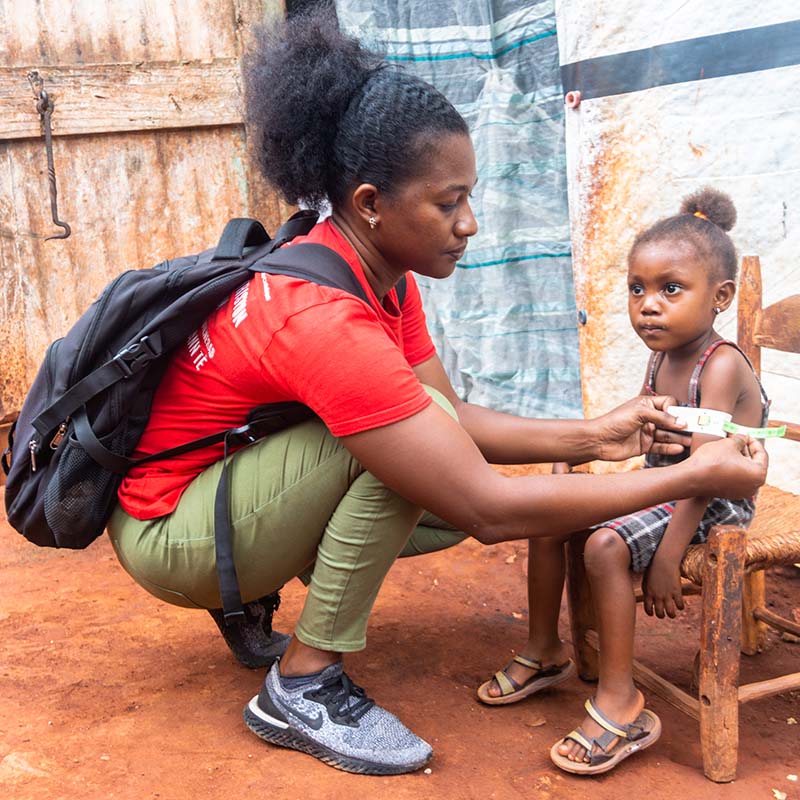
(368, 216, 377, 230)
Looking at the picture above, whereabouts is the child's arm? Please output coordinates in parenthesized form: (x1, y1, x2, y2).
(643, 348, 747, 619)
(642, 470, 712, 618)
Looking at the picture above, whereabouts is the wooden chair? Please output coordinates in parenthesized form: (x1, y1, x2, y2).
(565, 255, 800, 782)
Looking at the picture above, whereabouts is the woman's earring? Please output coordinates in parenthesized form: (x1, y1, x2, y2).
(713, 307, 721, 315)
(368, 216, 377, 230)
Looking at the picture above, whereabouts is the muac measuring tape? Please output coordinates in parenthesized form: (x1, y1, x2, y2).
(721, 421, 787, 438)
(667, 406, 787, 438)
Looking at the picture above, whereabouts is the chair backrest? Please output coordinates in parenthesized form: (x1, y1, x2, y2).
(737, 255, 800, 441)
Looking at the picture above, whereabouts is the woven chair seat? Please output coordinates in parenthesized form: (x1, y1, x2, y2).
(681, 484, 800, 585)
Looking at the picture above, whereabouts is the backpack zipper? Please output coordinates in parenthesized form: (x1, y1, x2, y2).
(49, 419, 69, 450)
(28, 340, 63, 472)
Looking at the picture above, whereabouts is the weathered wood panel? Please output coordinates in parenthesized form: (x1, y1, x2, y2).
(0, 123, 288, 423)
(2, 0, 243, 64)
(1, 61, 243, 140)
(0, 0, 290, 425)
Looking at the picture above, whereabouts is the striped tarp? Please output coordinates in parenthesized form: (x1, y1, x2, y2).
(336, 0, 582, 418)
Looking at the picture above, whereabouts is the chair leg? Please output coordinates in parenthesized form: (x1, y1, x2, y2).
(565, 531, 598, 681)
(741, 570, 767, 655)
(698, 525, 747, 783)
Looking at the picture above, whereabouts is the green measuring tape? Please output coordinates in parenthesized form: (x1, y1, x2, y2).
(722, 421, 787, 438)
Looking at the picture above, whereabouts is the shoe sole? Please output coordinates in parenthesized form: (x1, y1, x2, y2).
(243, 697, 432, 776)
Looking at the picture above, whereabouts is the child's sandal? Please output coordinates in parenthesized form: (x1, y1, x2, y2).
(550, 696, 662, 775)
(476, 655, 574, 705)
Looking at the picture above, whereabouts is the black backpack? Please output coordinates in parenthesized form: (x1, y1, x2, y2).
(2, 210, 406, 622)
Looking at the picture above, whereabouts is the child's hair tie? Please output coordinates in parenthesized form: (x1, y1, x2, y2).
(693, 211, 709, 221)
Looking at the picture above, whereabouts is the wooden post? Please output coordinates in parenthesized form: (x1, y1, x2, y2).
(735, 255, 767, 658)
(737, 255, 762, 376)
(740, 571, 767, 655)
(698, 525, 747, 783)
(565, 532, 598, 681)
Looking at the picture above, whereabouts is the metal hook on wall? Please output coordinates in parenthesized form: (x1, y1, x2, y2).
(27, 70, 71, 241)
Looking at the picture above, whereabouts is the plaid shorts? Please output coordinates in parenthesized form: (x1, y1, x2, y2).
(594, 495, 756, 573)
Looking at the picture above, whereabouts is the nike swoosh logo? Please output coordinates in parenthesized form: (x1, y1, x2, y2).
(274, 695, 324, 730)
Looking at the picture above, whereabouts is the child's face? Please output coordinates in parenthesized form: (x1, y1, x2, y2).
(627, 240, 720, 352)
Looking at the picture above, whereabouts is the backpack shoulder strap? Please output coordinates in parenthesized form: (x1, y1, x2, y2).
(252, 243, 370, 304)
(212, 210, 318, 261)
(254, 243, 411, 311)
(212, 218, 270, 260)
(396, 276, 408, 308)
(33, 333, 164, 437)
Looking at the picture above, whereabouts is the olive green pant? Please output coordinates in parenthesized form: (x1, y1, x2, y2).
(108, 386, 465, 652)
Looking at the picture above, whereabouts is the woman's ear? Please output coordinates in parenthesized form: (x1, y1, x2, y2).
(714, 279, 736, 312)
(351, 183, 380, 228)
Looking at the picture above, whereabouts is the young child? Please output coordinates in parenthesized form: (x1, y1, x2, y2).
(477, 187, 769, 775)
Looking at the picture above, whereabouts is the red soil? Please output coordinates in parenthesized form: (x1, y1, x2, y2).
(1, 504, 798, 800)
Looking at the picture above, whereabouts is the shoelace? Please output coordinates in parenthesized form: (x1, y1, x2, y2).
(305, 671, 375, 725)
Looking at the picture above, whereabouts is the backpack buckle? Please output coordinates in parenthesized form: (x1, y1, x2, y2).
(224, 424, 261, 448)
(114, 336, 157, 378)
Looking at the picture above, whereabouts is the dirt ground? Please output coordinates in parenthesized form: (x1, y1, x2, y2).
(1, 498, 798, 800)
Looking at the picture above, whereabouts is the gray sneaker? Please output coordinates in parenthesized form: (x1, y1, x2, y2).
(244, 661, 433, 775)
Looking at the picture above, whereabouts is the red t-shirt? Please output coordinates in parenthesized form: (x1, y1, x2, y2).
(117, 219, 436, 519)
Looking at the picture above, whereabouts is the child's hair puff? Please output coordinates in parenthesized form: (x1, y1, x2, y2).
(679, 187, 737, 232)
(631, 186, 739, 281)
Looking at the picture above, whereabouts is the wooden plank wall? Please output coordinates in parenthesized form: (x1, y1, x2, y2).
(0, 0, 289, 423)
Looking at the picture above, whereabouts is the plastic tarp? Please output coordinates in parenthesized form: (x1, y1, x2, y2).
(336, 0, 582, 418)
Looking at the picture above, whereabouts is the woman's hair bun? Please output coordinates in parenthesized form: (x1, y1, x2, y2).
(680, 187, 737, 232)
(243, 8, 468, 209)
(243, 9, 381, 208)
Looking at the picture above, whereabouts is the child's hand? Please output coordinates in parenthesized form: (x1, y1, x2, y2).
(686, 435, 768, 498)
(642, 553, 685, 618)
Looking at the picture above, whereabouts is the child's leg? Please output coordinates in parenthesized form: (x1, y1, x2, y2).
(557, 527, 644, 763)
(482, 534, 571, 697)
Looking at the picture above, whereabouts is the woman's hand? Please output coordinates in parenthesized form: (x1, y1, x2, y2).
(650, 426, 693, 456)
(642, 552, 685, 619)
(686, 435, 768, 499)
(593, 395, 689, 462)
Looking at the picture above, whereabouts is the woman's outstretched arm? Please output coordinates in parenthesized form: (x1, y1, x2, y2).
(413, 355, 688, 465)
(341, 400, 767, 545)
